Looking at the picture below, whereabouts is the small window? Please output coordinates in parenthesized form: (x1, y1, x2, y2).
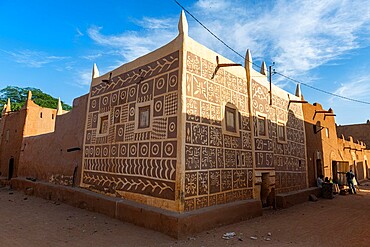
(258, 115, 267, 136)
(326, 128, 329, 138)
(225, 106, 237, 132)
(138, 105, 150, 129)
(99, 115, 109, 134)
(52, 114, 54, 120)
(277, 123, 286, 142)
(40, 112, 43, 118)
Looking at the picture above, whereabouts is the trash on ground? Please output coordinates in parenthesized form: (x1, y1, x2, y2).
(250, 236, 258, 240)
(222, 232, 236, 240)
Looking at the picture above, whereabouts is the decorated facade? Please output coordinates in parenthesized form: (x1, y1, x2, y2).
(79, 12, 308, 212)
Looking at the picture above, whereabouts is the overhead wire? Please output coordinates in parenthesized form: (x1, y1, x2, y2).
(274, 72, 370, 105)
(173, 0, 370, 105)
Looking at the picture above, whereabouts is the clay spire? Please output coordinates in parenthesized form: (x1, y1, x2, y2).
(57, 97, 63, 115)
(295, 83, 304, 99)
(27, 90, 32, 101)
(245, 49, 252, 82)
(92, 63, 100, 79)
(178, 10, 188, 36)
(260, 61, 267, 76)
(5, 98, 11, 113)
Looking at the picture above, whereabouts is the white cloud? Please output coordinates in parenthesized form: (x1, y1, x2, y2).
(195, 0, 231, 12)
(325, 72, 370, 124)
(81, 53, 102, 61)
(87, 24, 176, 63)
(84, 0, 370, 90)
(76, 27, 84, 37)
(330, 75, 370, 103)
(75, 69, 92, 87)
(0, 49, 69, 68)
(134, 17, 174, 29)
(188, 0, 370, 81)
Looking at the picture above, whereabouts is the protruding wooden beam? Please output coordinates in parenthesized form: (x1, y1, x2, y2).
(211, 56, 242, 79)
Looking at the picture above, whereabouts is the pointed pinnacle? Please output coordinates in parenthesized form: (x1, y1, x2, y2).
(178, 10, 188, 36)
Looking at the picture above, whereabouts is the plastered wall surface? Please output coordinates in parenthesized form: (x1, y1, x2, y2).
(251, 78, 307, 194)
(18, 95, 88, 185)
(23, 100, 57, 137)
(81, 36, 183, 211)
(0, 110, 26, 178)
(337, 123, 370, 148)
(183, 38, 254, 211)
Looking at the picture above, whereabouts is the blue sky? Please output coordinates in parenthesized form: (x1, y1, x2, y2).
(1, 0, 370, 125)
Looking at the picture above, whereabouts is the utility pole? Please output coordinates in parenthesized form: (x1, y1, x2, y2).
(269, 65, 272, 105)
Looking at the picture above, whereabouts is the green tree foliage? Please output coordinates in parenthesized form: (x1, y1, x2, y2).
(0, 86, 72, 112)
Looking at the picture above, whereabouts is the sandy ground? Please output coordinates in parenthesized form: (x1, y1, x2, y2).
(1, 182, 370, 247)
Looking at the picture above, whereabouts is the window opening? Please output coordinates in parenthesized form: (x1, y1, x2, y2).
(99, 115, 109, 134)
(258, 116, 267, 136)
(277, 123, 286, 141)
(225, 106, 237, 132)
(138, 105, 150, 129)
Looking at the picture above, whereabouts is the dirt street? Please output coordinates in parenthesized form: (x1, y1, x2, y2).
(1, 182, 370, 247)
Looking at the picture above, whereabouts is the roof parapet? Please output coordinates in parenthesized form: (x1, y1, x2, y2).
(5, 98, 11, 113)
(178, 10, 188, 36)
(27, 90, 32, 101)
(245, 49, 252, 83)
(260, 61, 267, 76)
(295, 83, 302, 98)
(92, 63, 100, 79)
(57, 97, 63, 115)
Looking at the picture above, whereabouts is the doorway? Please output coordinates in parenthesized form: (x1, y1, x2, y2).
(332, 161, 338, 183)
(8, 158, 14, 180)
(357, 162, 364, 180)
(316, 159, 323, 178)
(260, 173, 270, 207)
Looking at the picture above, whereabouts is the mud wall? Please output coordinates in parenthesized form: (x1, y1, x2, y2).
(18, 95, 88, 186)
(0, 110, 27, 178)
(183, 39, 254, 211)
(80, 37, 182, 212)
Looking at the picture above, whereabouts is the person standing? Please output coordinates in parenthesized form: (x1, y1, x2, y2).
(346, 170, 356, 194)
(317, 175, 324, 188)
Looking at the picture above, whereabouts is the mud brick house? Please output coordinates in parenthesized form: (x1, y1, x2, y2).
(0, 91, 86, 185)
(302, 100, 370, 186)
(336, 120, 370, 179)
(337, 122, 370, 150)
(80, 11, 308, 212)
(0, 12, 319, 237)
(0, 93, 60, 179)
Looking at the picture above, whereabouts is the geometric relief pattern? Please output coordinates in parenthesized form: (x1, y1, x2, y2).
(83, 158, 176, 181)
(82, 51, 179, 201)
(83, 171, 175, 200)
(184, 51, 253, 211)
(255, 85, 307, 194)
